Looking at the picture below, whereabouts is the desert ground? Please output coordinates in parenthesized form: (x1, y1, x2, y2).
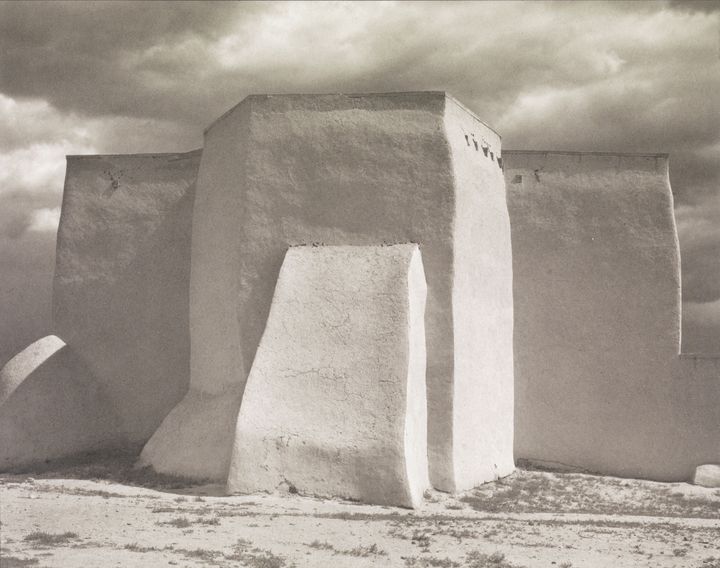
(0, 450, 718, 568)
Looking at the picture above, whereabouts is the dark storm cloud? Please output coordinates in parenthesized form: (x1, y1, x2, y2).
(0, 0, 718, 355)
(0, 191, 58, 365)
(0, 1, 258, 124)
(1, 2, 716, 150)
(668, 0, 720, 14)
(677, 198, 720, 302)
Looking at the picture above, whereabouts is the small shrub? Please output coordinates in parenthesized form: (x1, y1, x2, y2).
(306, 540, 334, 550)
(226, 539, 288, 568)
(123, 543, 160, 553)
(447, 527, 477, 541)
(180, 548, 221, 561)
(466, 550, 526, 568)
(150, 506, 176, 513)
(405, 557, 460, 567)
(411, 529, 432, 549)
(344, 543, 387, 557)
(159, 516, 192, 528)
(0, 557, 40, 567)
(23, 531, 79, 546)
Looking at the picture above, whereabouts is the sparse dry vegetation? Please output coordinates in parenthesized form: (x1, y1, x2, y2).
(23, 531, 79, 546)
(176, 547, 222, 561)
(225, 539, 289, 567)
(465, 550, 526, 568)
(446, 527, 478, 541)
(157, 516, 192, 528)
(306, 540, 334, 550)
(303, 540, 387, 557)
(342, 543, 387, 557)
(405, 556, 460, 567)
(3, 462, 718, 568)
(0, 557, 40, 567)
(461, 469, 720, 518)
(123, 542, 162, 553)
(31, 485, 126, 499)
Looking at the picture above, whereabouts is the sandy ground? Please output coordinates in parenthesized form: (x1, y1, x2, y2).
(0, 452, 718, 568)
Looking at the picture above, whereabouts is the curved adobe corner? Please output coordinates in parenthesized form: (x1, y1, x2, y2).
(0, 336, 121, 471)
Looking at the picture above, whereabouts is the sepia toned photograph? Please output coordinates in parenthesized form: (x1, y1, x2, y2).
(0, 1, 718, 567)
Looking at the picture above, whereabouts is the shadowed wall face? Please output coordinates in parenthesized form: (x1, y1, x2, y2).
(670, 355, 720, 472)
(53, 151, 199, 443)
(505, 152, 685, 480)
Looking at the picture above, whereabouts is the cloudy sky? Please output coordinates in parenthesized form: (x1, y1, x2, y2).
(0, 0, 718, 363)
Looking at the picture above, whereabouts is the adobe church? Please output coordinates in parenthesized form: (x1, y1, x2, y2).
(1, 92, 717, 507)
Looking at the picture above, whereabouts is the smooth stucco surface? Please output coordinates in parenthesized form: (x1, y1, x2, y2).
(0, 336, 121, 470)
(671, 355, 720, 477)
(228, 245, 429, 507)
(54, 151, 199, 443)
(143, 93, 514, 491)
(4, 90, 714, 492)
(693, 463, 720, 488)
(505, 151, 685, 480)
(444, 100, 515, 488)
(0, 335, 65, 407)
(137, 388, 240, 480)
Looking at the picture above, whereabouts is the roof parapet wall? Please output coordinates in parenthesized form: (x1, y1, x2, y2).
(503, 150, 669, 175)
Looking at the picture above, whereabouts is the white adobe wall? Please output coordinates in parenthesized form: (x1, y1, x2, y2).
(443, 101, 514, 487)
(144, 93, 514, 492)
(670, 355, 720, 476)
(228, 245, 429, 507)
(505, 151, 687, 480)
(54, 151, 199, 443)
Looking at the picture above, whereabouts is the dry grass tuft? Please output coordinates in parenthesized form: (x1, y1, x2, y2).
(23, 531, 79, 546)
(0, 557, 40, 567)
(226, 539, 289, 568)
(343, 543, 387, 557)
(461, 470, 720, 518)
(405, 556, 460, 567)
(123, 542, 161, 553)
(158, 516, 192, 528)
(306, 540, 334, 550)
(465, 550, 526, 568)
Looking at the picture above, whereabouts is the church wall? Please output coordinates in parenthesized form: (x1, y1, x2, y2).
(668, 354, 720, 475)
(444, 100, 515, 489)
(504, 151, 689, 480)
(53, 151, 199, 443)
(145, 93, 514, 490)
